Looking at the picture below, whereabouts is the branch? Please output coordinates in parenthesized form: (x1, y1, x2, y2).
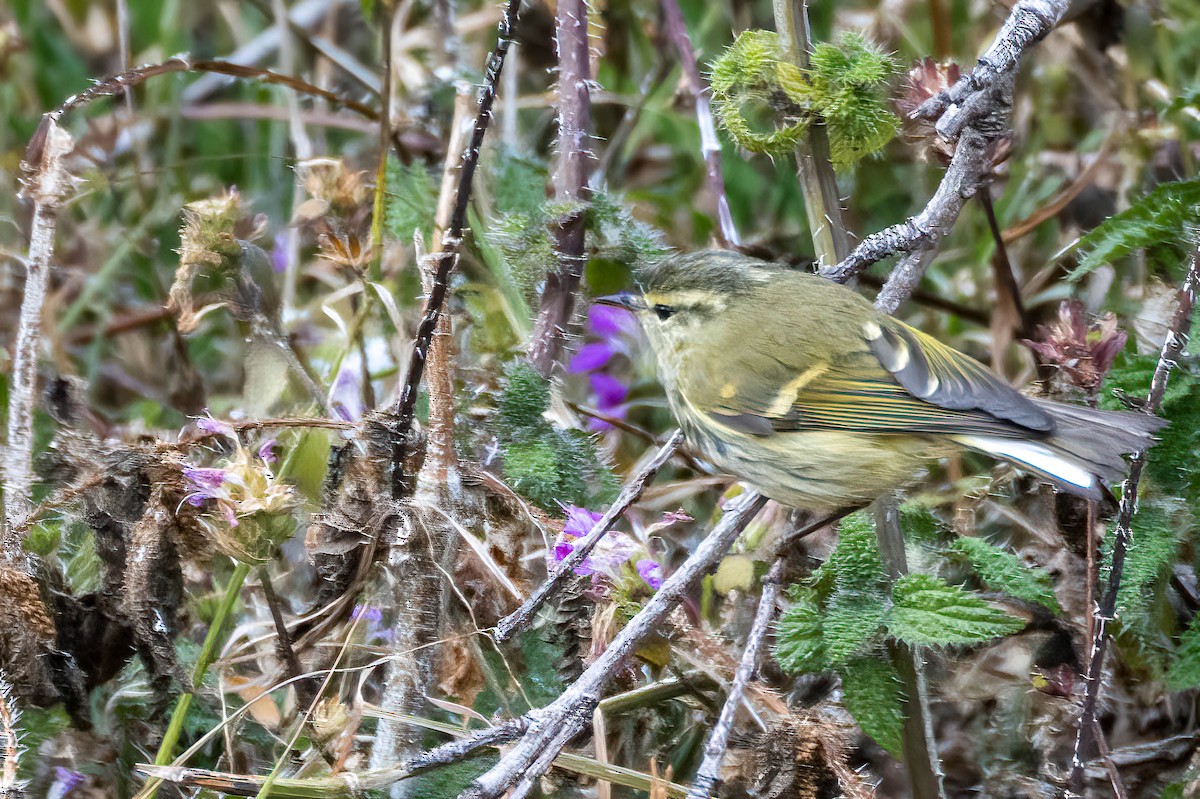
(4, 119, 76, 571)
(463, 491, 769, 799)
(660, 0, 739, 248)
(687, 557, 782, 798)
(826, 123, 994, 293)
(1068, 248, 1199, 793)
(913, 0, 1070, 137)
(821, 0, 1070, 293)
(389, 0, 523, 497)
(493, 430, 685, 642)
(526, 0, 593, 376)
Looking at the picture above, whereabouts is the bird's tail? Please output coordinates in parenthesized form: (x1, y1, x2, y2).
(954, 400, 1166, 500)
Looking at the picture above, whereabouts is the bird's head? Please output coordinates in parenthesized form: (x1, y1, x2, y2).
(595, 250, 781, 353)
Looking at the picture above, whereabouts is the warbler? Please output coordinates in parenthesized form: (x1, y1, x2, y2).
(599, 249, 1164, 511)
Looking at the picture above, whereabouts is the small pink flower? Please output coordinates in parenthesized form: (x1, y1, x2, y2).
(636, 559, 664, 591)
(258, 439, 278, 464)
(183, 467, 228, 506)
(195, 412, 234, 436)
(1024, 300, 1127, 394)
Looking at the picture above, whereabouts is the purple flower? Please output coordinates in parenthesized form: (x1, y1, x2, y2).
(195, 412, 234, 436)
(352, 604, 383, 625)
(568, 342, 616, 374)
(587, 304, 636, 339)
(183, 467, 228, 505)
(258, 439, 278, 464)
(329, 364, 365, 422)
(272, 231, 289, 274)
(563, 505, 604, 539)
(589, 372, 629, 410)
(49, 767, 86, 799)
(636, 559, 664, 591)
(351, 604, 391, 642)
(553, 505, 638, 578)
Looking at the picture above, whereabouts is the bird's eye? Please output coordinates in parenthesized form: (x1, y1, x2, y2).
(653, 304, 675, 321)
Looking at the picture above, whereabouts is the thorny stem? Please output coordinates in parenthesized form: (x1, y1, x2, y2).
(4, 120, 75, 571)
(493, 430, 685, 642)
(0, 673, 21, 794)
(774, 0, 849, 268)
(846, 124, 996, 307)
(1068, 249, 1198, 793)
(389, 0, 523, 497)
(526, 0, 593, 377)
(463, 491, 769, 799)
(660, 0, 739, 248)
(687, 558, 783, 798)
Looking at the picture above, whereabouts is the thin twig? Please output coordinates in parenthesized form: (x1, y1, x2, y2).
(1068, 248, 1198, 793)
(823, 0, 1071, 289)
(832, 124, 993, 297)
(0, 672, 23, 796)
(687, 558, 782, 798)
(257, 567, 313, 708)
(389, 0, 523, 497)
(493, 430, 685, 642)
(526, 0, 593, 376)
(4, 120, 76, 571)
(463, 491, 769, 799)
(660, 0, 739, 248)
(912, 0, 1070, 135)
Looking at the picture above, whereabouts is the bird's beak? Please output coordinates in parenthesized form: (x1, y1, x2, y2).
(594, 292, 646, 312)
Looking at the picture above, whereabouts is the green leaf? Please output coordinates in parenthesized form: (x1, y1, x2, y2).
(951, 536, 1061, 613)
(821, 593, 886, 667)
(384, 156, 437, 244)
(1067, 178, 1200, 281)
(838, 656, 905, 758)
(886, 574, 1025, 646)
(774, 587, 827, 673)
(1167, 614, 1200, 691)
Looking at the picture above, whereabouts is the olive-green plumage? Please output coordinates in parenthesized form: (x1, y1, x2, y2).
(608, 250, 1164, 511)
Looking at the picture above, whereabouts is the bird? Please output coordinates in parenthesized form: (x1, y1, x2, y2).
(598, 249, 1164, 512)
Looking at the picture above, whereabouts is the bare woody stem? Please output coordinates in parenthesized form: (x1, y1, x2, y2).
(389, 0, 522, 497)
(660, 0, 739, 249)
(4, 120, 75, 571)
(687, 558, 783, 798)
(822, 0, 1066, 289)
(527, 0, 593, 377)
(774, 0, 849, 268)
(492, 429, 685, 642)
(463, 491, 769, 799)
(1068, 248, 1199, 793)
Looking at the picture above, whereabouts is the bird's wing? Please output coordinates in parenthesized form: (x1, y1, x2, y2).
(689, 315, 1053, 438)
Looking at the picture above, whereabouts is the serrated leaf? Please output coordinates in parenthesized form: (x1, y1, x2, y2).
(774, 587, 827, 673)
(1067, 178, 1200, 281)
(822, 593, 887, 666)
(839, 656, 905, 758)
(951, 537, 1061, 613)
(1167, 615, 1200, 691)
(384, 156, 436, 243)
(886, 574, 1025, 646)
